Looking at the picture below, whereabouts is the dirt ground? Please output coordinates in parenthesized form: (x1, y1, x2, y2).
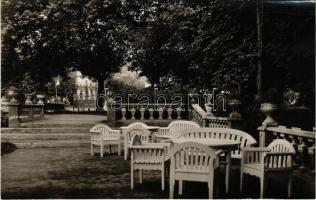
(1, 146, 314, 199)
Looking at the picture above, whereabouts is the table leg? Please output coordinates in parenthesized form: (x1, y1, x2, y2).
(225, 152, 231, 194)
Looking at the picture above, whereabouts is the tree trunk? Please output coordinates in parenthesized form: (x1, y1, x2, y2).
(256, 0, 263, 100)
(97, 76, 106, 111)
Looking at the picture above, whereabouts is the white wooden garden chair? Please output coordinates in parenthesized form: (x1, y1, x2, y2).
(122, 122, 154, 160)
(240, 139, 296, 198)
(155, 120, 200, 140)
(130, 135, 170, 190)
(90, 123, 121, 157)
(124, 126, 151, 160)
(169, 141, 220, 199)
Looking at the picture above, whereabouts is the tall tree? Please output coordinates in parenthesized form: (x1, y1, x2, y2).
(2, 0, 126, 104)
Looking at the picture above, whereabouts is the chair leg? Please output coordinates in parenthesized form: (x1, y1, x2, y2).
(169, 179, 175, 199)
(179, 180, 183, 195)
(225, 152, 231, 194)
(109, 145, 112, 154)
(209, 170, 214, 199)
(240, 171, 244, 193)
(124, 146, 128, 160)
(118, 143, 121, 156)
(161, 169, 165, 191)
(288, 174, 292, 198)
(91, 144, 94, 156)
(100, 145, 104, 158)
(139, 169, 143, 183)
(208, 182, 214, 199)
(260, 175, 266, 198)
(131, 166, 134, 189)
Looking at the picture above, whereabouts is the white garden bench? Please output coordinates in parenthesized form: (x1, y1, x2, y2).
(176, 127, 257, 159)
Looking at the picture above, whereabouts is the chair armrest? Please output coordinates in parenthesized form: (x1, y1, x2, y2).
(160, 138, 172, 143)
(90, 131, 102, 135)
(130, 145, 165, 150)
(109, 130, 121, 137)
(145, 142, 170, 147)
(242, 147, 270, 152)
(215, 150, 224, 156)
(266, 152, 295, 156)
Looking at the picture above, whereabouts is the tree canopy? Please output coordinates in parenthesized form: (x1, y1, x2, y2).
(1, 0, 315, 104)
(2, 0, 126, 92)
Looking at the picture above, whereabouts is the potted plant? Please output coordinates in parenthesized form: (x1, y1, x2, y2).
(260, 88, 281, 127)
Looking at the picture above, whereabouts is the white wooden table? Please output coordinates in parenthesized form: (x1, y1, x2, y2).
(171, 138, 241, 194)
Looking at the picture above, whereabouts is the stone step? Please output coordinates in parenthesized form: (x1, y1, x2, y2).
(1, 127, 91, 134)
(12, 139, 90, 148)
(19, 122, 96, 128)
(1, 133, 90, 140)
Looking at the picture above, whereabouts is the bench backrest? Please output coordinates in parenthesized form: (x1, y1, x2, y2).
(177, 128, 257, 158)
(168, 120, 200, 138)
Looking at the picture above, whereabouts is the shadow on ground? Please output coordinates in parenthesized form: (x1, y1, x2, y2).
(1, 142, 17, 155)
(1, 147, 315, 199)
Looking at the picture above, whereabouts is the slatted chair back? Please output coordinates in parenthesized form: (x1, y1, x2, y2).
(169, 142, 218, 198)
(176, 128, 257, 158)
(124, 122, 150, 129)
(168, 120, 200, 138)
(265, 139, 295, 170)
(131, 135, 142, 146)
(126, 127, 151, 144)
(267, 139, 295, 153)
(131, 139, 166, 165)
(122, 122, 150, 134)
(130, 135, 168, 190)
(90, 123, 120, 141)
(170, 141, 217, 173)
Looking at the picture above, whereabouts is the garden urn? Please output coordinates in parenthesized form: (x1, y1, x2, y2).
(36, 94, 45, 105)
(7, 87, 18, 103)
(228, 99, 242, 120)
(260, 103, 279, 127)
(1, 94, 10, 103)
(25, 94, 33, 104)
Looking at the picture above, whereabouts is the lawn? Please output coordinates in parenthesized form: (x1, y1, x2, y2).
(1, 146, 314, 199)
